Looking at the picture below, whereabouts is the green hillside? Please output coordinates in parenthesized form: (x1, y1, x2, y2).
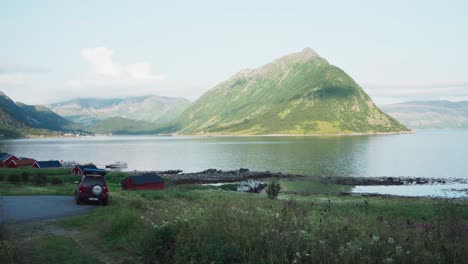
(175, 48, 409, 135)
(0, 91, 81, 138)
(89, 117, 161, 134)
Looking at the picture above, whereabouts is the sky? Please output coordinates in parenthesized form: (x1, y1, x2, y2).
(1, 0, 467, 105)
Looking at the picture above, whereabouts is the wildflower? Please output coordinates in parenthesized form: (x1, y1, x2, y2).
(383, 257, 393, 263)
(372, 235, 380, 242)
(296, 252, 300, 257)
(338, 246, 345, 256)
(275, 213, 280, 219)
(395, 245, 403, 256)
(388, 237, 395, 244)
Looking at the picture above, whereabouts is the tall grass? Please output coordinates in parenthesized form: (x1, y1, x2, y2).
(0, 224, 19, 264)
(92, 190, 467, 263)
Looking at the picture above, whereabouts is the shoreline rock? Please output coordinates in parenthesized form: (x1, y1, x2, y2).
(162, 168, 302, 184)
(156, 168, 468, 186)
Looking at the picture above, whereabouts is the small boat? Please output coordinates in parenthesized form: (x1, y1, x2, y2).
(105, 161, 128, 169)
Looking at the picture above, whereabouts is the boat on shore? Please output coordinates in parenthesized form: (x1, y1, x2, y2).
(105, 161, 128, 169)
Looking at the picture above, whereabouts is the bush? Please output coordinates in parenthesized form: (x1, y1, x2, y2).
(33, 173, 48, 186)
(50, 177, 63, 185)
(266, 181, 281, 199)
(21, 172, 30, 182)
(7, 174, 21, 184)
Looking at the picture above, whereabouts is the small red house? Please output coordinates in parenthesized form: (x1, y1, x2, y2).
(8, 159, 37, 168)
(0, 153, 20, 167)
(72, 164, 98, 175)
(121, 174, 165, 190)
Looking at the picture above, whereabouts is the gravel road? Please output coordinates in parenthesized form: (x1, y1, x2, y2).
(0, 196, 94, 223)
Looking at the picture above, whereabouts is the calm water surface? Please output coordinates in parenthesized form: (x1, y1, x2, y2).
(2, 130, 467, 179)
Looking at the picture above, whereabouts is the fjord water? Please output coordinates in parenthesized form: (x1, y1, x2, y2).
(2, 130, 468, 179)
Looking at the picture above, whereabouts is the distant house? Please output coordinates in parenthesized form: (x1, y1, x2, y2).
(8, 158, 37, 168)
(0, 153, 20, 167)
(33, 160, 63, 168)
(121, 173, 165, 190)
(72, 164, 103, 175)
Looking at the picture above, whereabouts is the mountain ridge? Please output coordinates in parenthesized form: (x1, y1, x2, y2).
(47, 95, 191, 126)
(0, 91, 80, 137)
(380, 100, 468, 129)
(173, 48, 408, 135)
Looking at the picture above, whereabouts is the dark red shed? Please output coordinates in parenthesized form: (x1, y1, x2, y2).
(121, 174, 165, 190)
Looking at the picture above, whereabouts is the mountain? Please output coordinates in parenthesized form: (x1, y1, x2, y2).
(48, 95, 191, 126)
(380, 101, 468, 129)
(174, 48, 409, 135)
(89, 117, 161, 134)
(0, 91, 77, 137)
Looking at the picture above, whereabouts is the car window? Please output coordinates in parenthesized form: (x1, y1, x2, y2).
(82, 176, 106, 186)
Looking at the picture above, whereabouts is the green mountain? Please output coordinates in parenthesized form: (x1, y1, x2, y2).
(0, 91, 79, 137)
(380, 100, 468, 129)
(89, 117, 162, 134)
(175, 48, 409, 135)
(48, 95, 191, 126)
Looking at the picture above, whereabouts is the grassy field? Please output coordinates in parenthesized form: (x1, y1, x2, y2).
(1, 168, 467, 263)
(57, 188, 468, 264)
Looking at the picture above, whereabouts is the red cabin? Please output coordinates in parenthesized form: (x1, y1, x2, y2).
(0, 153, 20, 167)
(121, 174, 165, 190)
(8, 159, 37, 168)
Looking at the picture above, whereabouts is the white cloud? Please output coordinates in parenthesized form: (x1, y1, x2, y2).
(71, 47, 166, 88)
(0, 74, 25, 86)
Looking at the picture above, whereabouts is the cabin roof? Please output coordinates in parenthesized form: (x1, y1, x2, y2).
(0, 153, 12, 161)
(36, 160, 63, 168)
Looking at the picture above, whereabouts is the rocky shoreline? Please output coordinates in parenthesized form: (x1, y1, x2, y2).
(157, 168, 467, 186)
(161, 168, 302, 184)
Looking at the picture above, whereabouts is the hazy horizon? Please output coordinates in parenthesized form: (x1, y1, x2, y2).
(1, 0, 468, 105)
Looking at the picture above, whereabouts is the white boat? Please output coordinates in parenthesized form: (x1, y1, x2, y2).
(105, 161, 128, 169)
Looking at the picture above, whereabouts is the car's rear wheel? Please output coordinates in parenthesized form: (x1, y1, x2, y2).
(101, 198, 108, 206)
(74, 191, 82, 205)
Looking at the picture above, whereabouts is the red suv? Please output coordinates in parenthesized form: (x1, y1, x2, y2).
(74, 175, 109, 205)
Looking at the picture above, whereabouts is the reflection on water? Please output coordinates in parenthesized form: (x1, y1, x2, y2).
(352, 184, 468, 199)
(2, 130, 468, 179)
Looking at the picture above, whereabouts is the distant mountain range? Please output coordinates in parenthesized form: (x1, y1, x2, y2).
(1, 48, 415, 137)
(47, 95, 191, 126)
(0, 91, 79, 137)
(173, 48, 408, 135)
(380, 100, 468, 129)
(88, 117, 162, 134)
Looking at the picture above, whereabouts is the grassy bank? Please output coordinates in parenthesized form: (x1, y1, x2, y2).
(59, 188, 468, 263)
(2, 168, 468, 263)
